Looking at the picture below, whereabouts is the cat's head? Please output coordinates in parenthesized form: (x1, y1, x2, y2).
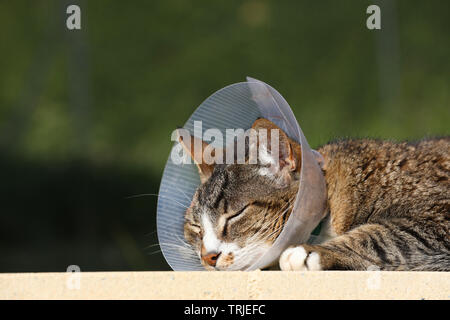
(181, 118, 302, 270)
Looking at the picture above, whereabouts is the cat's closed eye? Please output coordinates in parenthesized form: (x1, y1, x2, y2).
(222, 204, 250, 236)
(225, 204, 250, 221)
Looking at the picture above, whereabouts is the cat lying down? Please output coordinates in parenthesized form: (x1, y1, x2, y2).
(180, 118, 450, 271)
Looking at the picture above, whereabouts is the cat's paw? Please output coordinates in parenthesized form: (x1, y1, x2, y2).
(279, 246, 322, 271)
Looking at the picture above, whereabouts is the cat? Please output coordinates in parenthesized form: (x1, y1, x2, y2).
(181, 118, 450, 271)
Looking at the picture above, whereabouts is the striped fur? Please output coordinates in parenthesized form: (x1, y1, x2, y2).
(295, 138, 450, 271)
(184, 119, 449, 271)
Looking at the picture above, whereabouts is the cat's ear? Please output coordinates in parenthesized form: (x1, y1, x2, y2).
(251, 118, 301, 173)
(176, 129, 215, 183)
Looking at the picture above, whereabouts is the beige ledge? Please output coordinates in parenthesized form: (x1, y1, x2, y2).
(0, 271, 449, 300)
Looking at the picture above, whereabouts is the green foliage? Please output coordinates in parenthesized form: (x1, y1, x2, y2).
(1, 0, 448, 170)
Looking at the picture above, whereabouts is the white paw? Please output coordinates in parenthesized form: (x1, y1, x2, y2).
(279, 246, 322, 271)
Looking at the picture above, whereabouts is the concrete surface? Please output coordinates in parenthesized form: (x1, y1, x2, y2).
(0, 271, 449, 300)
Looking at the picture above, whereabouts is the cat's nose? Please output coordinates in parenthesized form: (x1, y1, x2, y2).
(201, 252, 221, 267)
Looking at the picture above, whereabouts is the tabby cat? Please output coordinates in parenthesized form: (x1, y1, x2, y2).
(181, 118, 449, 271)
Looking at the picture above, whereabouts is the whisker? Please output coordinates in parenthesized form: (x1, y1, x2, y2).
(258, 209, 290, 241)
(174, 184, 193, 202)
(125, 193, 190, 209)
(242, 200, 292, 239)
(157, 243, 198, 257)
(143, 243, 162, 250)
(231, 243, 264, 271)
(159, 241, 192, 251)
(257, 201, 292, 231)
(144, 229, 158, 237)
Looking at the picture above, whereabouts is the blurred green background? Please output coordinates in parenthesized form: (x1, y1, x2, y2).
(0, 0, 448, 272)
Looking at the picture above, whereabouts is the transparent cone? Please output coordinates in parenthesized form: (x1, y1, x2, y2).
(157, 77, 327, 271)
